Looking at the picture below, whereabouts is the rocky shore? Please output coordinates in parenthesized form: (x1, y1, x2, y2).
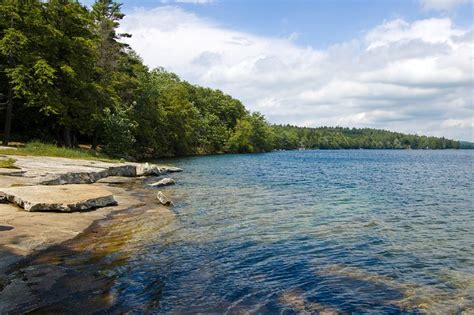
(0, 154, 181, 312)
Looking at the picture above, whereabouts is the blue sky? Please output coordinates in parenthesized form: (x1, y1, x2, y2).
(166, 0, 473, 47)
(84, 0, 473, 48)
(83, 0, 474, 141)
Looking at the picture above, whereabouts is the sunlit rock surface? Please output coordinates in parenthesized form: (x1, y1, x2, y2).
(0, 184, 116, 212)
(1, 155, 182, 185)
(149, 177, 176, 187)
(157, 191, 174, 206)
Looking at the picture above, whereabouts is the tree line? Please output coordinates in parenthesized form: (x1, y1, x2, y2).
(273, 125, 460, 150)
(0, 0, 461, 159)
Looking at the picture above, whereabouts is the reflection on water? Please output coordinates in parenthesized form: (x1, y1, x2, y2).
(4, 150, 474, 313)
(161, 150, 473, 314)
(279, 289, 339, 314)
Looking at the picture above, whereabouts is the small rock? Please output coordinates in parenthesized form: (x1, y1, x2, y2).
(157, 191, 173, 206)
(163, 166, 183, 173)
(149, 178, 176, 187)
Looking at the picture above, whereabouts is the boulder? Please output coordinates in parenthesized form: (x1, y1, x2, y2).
(157, 191, 173, 206)
(0, 184, 116, 212)
(148, 178, 176, 187)
(135, 163, 162, 176)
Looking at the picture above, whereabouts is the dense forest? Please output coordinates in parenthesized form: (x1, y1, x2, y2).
(0, 1, 462, 159)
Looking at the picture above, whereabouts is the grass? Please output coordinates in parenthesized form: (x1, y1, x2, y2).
(0, 157, 19, 169)
(0, 141, 119, 162)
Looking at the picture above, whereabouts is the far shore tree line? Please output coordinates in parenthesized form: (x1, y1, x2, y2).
(0, 1, 462, 159)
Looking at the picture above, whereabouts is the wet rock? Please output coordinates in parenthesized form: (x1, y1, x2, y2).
(149, 178, 176, 187)
(157, 191, 173, 206)
(96, 176, 136, 184)
(162, 166, 183, 173)
(0, 225, 13, 231)
(0, 264, 68, 313)
(0, 184, 116, 212)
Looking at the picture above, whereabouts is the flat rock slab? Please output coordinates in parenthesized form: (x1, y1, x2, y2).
(0, 184, 116, 212)
(0, 168, 25, 176)
(0, 155, 182, 186)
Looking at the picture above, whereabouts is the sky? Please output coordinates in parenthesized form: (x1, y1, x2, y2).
(85, 0, 473, 141)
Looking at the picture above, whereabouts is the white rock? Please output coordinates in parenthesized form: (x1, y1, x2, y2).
(149, 178, 176, 187)
(162, 166, 183, 173)
(157, 191, 173, 206)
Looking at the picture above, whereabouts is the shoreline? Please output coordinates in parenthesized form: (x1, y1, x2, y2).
(0, 155, 179, 312)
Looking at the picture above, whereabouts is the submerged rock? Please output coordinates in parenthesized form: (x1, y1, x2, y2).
(96, 176, 137, 184)
(157, 191, 173, 206)
(0, 184, 116, 212)
(149, 178, 176, 187)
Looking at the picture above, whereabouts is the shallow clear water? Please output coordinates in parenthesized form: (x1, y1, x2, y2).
(97, 150, 472, 313)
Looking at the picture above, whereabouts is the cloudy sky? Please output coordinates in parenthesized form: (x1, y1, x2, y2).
(87, 0, 473, 140)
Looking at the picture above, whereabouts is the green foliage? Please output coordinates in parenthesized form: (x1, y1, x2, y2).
(0, 28, 28, 56)
(227, 118, 255, 153)
(271, 125, 460, 150)
(0, 0, 461, 159)
(226, 113, 275, 153)
(101, 107, 137, 158)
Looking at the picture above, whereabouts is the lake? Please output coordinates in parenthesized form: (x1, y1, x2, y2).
(19, 150, 474, 313)
(111, 150, 473, 313)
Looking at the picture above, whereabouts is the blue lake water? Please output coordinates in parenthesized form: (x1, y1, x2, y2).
(99, 150, 473, 313)
(25, 150, 472, 313)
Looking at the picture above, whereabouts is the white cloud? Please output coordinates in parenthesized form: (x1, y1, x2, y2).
(420, 0, 470, 11)
(365, 18, 464, 50)
(119, 7, 474, 141)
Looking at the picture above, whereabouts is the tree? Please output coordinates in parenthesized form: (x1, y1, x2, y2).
(1, 1, 99, 147)
(90, 0, 130, 149)
(226, 113, 274, 153)
(227, 118, 254, 153)
(102, 106, 136, 158)
(0, 1, 42, 145)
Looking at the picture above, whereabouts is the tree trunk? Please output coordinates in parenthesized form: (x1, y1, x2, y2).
(2, 87, 13, 146)
(92, 129, 99, 150)
(63, 127, 72, 148)
(72, 132, 78, 148)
